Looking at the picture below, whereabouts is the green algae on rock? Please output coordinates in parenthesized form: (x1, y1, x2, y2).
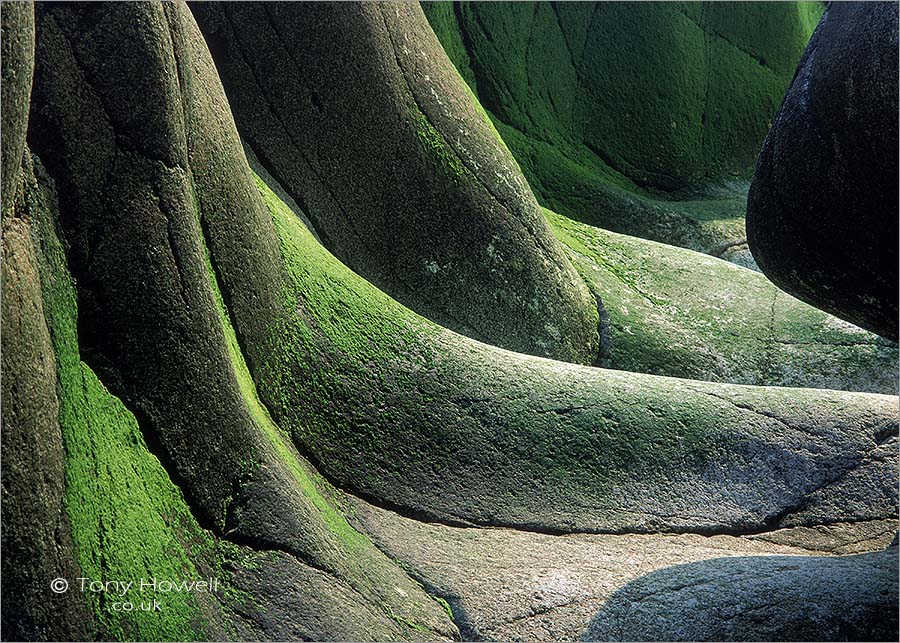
(22, 1, 458, 639)
(546, 209, 898, 393)
(251, 169, 898, 535)
(1, 158, 91, 643)
(422, 1, 823, 256)
(192, 0, 601, 364)
(2, 1, 897, 641)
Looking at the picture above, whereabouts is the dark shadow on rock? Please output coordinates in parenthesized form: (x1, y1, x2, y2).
(582, 549, 899, 641)
(747, 2, 899, 340)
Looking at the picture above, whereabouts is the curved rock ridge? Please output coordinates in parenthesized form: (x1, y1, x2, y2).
(2, 150, 454, 642)
(423, 1, 822, 256)
(2, 154, 92, 642)
(191, 1, 601, 365)
(747, 2, 899, 341)
(249, 169, 898, 535)
(546, 209, 898, 394)
(20, 1, 457, 639)
(2, 1, 897, 641)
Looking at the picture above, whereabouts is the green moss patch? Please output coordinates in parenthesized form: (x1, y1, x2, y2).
(29, 167, 212, 641)
(249, 169, 895, 536)
(422, 1, 824, 254)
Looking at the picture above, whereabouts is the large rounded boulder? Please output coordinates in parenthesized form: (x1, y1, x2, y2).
(747, 2, 899, 340)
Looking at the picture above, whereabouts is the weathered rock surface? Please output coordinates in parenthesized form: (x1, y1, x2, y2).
(1, 147, 452, 642)
(250, 170, 899, 536)
(747, 2, 899, 340)
(351, 498, 898, 642)
(548, 209, 898, 393)
(192, 0, 601, 364)
(3, 2, 897, 641)
(1, 155, 91, 642)
(583, 549, 898, 641)
(423, 1, 822, 256)
(21, 1, 457, 639)
(1, 0, 34, 215)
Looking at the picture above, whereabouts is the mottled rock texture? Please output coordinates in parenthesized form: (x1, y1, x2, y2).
(2, 1, 897, 641)
(1, 0, 34, 215)
(249, 169, 898, 536)
(747, 2, 899, 340)
(18, 1, 457, 639)
(1, 154, 90, 642)
(352, 498, 898, 642)
(549, 209, 898, 392)
(192, 1, 601, 364)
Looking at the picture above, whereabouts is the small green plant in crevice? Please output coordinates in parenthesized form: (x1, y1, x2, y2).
(413, 111, 472, 181)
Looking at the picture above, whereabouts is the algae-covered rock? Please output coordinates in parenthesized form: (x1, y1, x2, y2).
(423, 1, 822, 255)
(250, 170, 898, 535)
(747, 2, 899, 340)
(192, 1, 601, 364)
(547, 209, 898, 393)
(25, 1, 457, 639)
(3, 2, 897, 641)
(1, 155, 89, 642)
(2, 149, 446, 642)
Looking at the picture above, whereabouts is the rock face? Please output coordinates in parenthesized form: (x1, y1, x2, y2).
(423, 1, 822, 256)
(352, 498, 899, 642)
(2, 2, 897, 641)
(1, 155, 91, 642)
(17, 1, 457, 639)
(1, 0, 34, 215)
(548, 209, 898, 393)
(191, 1, 601, 364)
(251, 171, 899, 536)
(747, 2, 899, 341)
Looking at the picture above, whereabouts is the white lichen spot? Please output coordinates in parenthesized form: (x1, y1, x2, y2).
(425, 260, 440, 274)
(544, 323, 561, 340)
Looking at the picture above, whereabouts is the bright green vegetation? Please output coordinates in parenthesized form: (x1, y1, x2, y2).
(422, 1, 824, 253)
(255, 170, 441, 380)
(546, 209, 899, 393)
(197, 200, 371, 556)
(414, 112, 472, 181)
(29, 170, 211, 641)
(254, 169, 726, 523)
(22, 161, 448, 641)
(195, 172, 451, 638)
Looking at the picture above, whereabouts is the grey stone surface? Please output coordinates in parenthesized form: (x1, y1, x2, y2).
(1, 0, 34, 216)
(192, 1, 601, 364)
(351, 498, 898, 642)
